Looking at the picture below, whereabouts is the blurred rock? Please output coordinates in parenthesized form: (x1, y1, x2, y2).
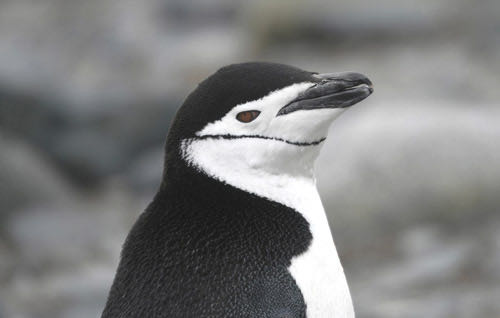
(0, 134, 75, 215)
(3, 265, 114, 318)
(247, 0, 500, 52)
(317, 100, 500, 253)
(350, 221, 500, 318)
(126, 146, 164, 194)
(0, 88, 176, 185)
(0, 0, 246, 107)
(1, 187, 141, 318)
(49, 100, 175, 185)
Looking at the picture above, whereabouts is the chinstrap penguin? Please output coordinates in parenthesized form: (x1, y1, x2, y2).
(101, 62, 373, 318)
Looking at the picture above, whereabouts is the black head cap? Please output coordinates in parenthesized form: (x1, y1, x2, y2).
(165, 62, 318, 153)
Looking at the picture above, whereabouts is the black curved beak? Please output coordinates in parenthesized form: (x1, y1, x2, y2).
(277, 72, 373, 116)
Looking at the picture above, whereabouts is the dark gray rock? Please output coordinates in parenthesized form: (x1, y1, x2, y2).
(126, 146, 164, 194)
(0, 88, 176, 185)
(0, 134, 75, 215)
(48, 100, 176, 185)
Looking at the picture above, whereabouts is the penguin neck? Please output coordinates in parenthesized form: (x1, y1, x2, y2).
(176, 137, 342, 265)
(179, 137, 325, 215)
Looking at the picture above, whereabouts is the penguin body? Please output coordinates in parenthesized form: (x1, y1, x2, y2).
(102, 62, 373, 318)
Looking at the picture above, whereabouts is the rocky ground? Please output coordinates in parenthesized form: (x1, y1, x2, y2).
(1, 1, 499, 317)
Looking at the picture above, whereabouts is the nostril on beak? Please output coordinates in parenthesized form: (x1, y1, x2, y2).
(314, 72, 372, 87)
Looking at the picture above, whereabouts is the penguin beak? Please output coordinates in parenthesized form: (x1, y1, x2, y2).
(277, 72, 373, 116)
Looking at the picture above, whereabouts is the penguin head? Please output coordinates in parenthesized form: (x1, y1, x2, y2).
(166, 62, 372, 179)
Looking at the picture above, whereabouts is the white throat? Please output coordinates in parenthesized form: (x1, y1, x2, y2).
(181, 137, 355, 317)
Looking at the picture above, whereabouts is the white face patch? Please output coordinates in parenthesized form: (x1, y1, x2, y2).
(181, 82, 354, 317)
(187, 82, 348, 177)
(197, 82, 347, 145)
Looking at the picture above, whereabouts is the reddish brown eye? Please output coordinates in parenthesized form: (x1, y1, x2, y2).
(236, 110, 260, 123)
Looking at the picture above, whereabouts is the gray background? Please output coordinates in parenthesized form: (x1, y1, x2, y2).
(1, 0, 499, 317)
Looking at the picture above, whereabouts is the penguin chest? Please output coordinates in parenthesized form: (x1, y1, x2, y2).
(286, 187, 354, 318)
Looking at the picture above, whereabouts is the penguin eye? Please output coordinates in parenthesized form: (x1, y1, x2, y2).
(236, 110, 260, 123)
